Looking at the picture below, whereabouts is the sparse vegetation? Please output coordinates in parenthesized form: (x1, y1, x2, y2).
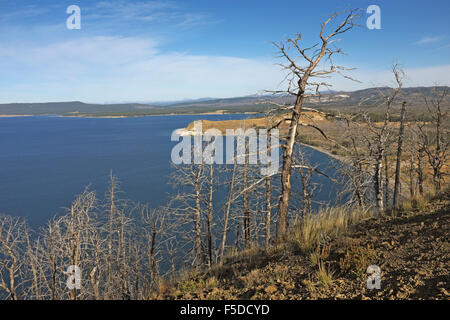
(338, 238, 376, 278)
(290, 207, 372, 252)
(162, 187, 449, 300)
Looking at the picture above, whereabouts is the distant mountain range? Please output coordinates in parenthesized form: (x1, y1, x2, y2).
(0, 86, 448, 116)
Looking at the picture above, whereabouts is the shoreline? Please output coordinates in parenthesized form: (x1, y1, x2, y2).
(0, 111, 260, 119)
(0, 114, 33, 118)
(300, 143, 347, 162)
(63, 111, 260, 118)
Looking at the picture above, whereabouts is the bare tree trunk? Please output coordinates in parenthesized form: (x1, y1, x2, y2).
(433, 168, 441, 192)
(277, 93, 304, 241)
(69, 205, 80, 300)
(393, 101, 407, 210)
(417, 148, 424, 195)
(194, 166, 203, 267)
(206, 165, 214, 267)
(264, 159, 272, 247)
(107, 172, 116, 299)
(243, 144, 250, 249)
(409, 153, 415, 197)
(26, 233, 41, 299)
(277, 154, 292, 241)
(374, 152, 384, 215)
(167, 241, 177, 283)
(384, 155, 390, 210)
(149, 226, 157, 292)
(220, 156, 237, 263)
(350, 135, 366, 208)
(434, 102, 442, 191)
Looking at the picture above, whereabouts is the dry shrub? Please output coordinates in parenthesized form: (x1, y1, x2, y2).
(339, 238, 376, 278)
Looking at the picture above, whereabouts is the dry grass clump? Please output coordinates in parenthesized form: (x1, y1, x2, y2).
(338, 238, 376, 278)
(290, 207, 373, 252)
(316, 260, 335, 287)
(397, 189, 441, 215)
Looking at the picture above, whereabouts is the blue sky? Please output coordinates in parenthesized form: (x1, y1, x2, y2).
(0, 0, 449, 103)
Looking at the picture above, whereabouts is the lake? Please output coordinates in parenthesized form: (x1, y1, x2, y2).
(0, 114, 340, 228)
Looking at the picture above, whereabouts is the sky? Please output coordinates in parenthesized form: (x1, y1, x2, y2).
(0, 0, 449, 103)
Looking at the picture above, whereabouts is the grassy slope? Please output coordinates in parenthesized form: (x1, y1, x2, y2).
(159, 190, 449, 300)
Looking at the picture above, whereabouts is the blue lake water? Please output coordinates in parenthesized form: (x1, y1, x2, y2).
(0, 114, 339, 228)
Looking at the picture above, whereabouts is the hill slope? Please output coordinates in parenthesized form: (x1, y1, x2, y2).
(164, 191, 449, 300)
(1, 86, 448, 116)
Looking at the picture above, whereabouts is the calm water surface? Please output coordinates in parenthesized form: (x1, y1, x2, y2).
(0, 114, 339, 228)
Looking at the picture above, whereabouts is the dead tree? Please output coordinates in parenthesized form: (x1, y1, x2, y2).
(169, 159, 208, 268)
(393, 101, 407, 210)
(103, 175, 136, 299)
(407, 128, 425, 196)
(205, 164, 215, 267)
(219, 154, 237, 263)
(417, 147, 425, 195)
(0, 215, 30, 300)
(218, 126, 280, 258)
(384, 154, 391, 209)
(242, 143, 251, 249)
(338, 118, 373, 209)
(361, 65, 404, 215)
(38, 217, 64, 300)
(140, 205, 167, 296)
(418, 87, 449, 191)
(409, 152, 415, 197)
(0, 176, 176, 300)
(267, 10, 360, 241)
(264, 129, 273, 248)
(293, 149, 316, 217)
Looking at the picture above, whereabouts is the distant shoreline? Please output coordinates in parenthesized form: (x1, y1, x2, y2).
(0, 114, 33, 118)
(0, 111, 260, 119)
(62, 111, 260, 118)
(300, 143, 346, 162)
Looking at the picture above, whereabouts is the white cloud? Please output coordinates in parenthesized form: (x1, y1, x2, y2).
(0, 36, 449, 103)
(30, 36, 158, 66)
(414, 36, 445, 45)
(0, 36, 282, 103)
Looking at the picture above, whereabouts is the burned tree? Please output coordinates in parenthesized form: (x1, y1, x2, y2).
(417, 87, 449, 192)
(360, 65, 404, 215)
(0, 215, 30, 300)
(392, 101, 407, 210)
(169, 162, 207, 268)
(268, 10, 360, 240)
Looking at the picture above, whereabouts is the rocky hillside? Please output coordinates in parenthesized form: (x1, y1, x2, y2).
(177, 111, 327, 136)
(161, 190, 449, 300)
